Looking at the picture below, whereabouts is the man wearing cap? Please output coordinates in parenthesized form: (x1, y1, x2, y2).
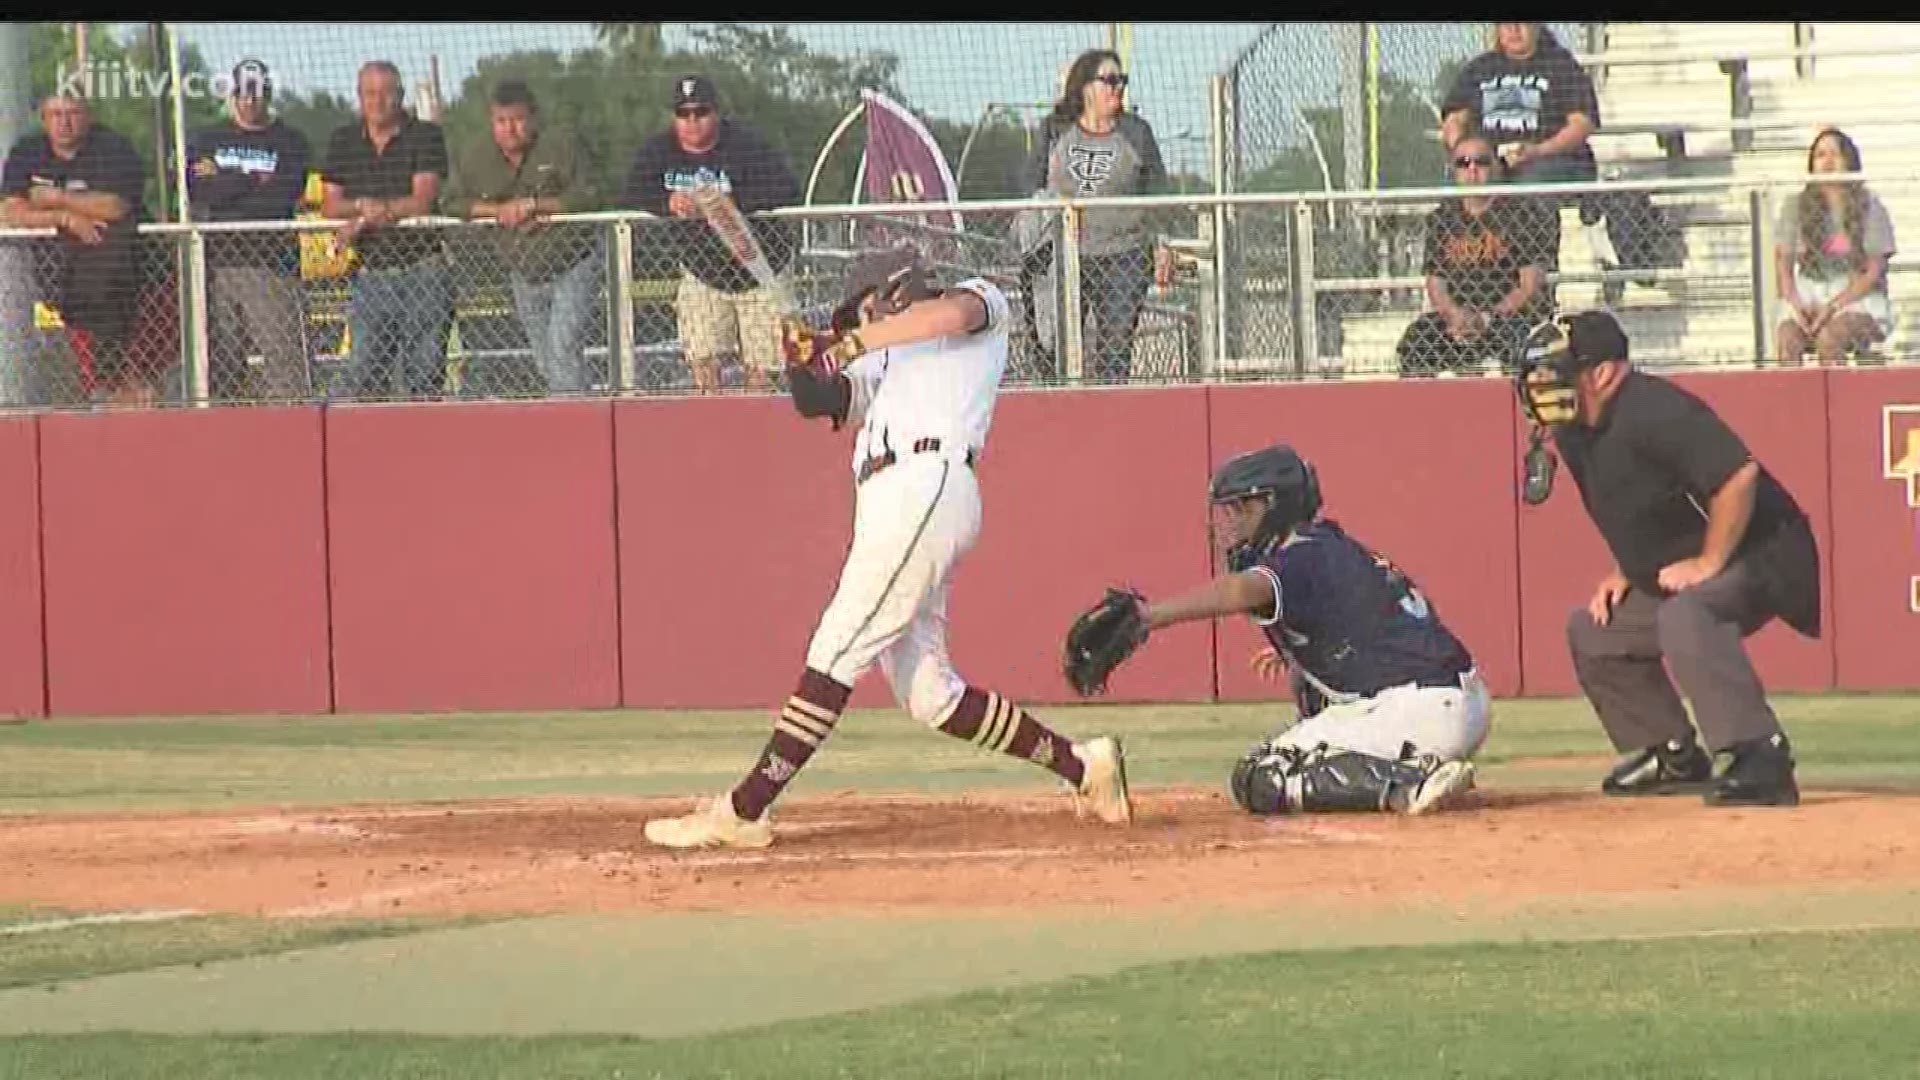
(1515, 309, 1821, 808)
(186, 59, 314, 401)
(446, 79, 600, 396)
(621, 74, 800, 393)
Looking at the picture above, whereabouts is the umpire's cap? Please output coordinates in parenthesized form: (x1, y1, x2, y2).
(1522, 309, 1629, 374)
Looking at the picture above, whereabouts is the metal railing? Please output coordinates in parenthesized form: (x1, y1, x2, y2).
(0, 167, 1911, 410)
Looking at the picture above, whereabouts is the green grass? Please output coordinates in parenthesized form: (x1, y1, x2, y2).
(4, 695, 1918, 815)
(5, 927, 1920, 1078)
(0, 911, 477, 991)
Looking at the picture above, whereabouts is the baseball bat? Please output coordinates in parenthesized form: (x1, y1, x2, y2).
(691, 181, 803, 318)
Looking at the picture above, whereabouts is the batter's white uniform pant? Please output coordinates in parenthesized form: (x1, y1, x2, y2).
(1270, 670, 1493, 763)
(805, 452, 980, 725)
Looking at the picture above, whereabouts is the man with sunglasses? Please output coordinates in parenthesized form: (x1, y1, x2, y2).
(622, 74, 800, 394)
(1395, 133, 1555, 378)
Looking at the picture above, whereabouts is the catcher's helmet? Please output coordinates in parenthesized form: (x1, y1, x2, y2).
(1514, 309, 1629, 428)
(1209, 444, 1322, 570)
(830, 244, 942, 332)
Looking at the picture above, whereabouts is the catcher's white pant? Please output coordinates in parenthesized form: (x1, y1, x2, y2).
(805, 452, 981, 725)
(1270, 670, 1492, 763)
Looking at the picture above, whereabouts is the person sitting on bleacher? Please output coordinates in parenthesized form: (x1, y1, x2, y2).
(1395, 133, 1556, 378)
(1442, 23, 1599, 190)
(1773, 127, 1897, 367)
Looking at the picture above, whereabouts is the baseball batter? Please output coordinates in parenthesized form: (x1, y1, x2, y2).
(1062, 443, 1487, 816)
(644, 246, 1133, 850)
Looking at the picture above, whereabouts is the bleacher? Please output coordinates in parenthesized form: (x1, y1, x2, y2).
(1336, 21, 1920, 376)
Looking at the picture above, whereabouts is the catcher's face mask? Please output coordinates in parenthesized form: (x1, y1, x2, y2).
(1211, 495, 1270, 572)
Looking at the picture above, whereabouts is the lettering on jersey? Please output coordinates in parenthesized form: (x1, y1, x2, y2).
(1476, 73, 1550, 137)
(1067, 145, 1117, 195)
(665, 166, 733, 195)
(1367, 548, 1434, 622)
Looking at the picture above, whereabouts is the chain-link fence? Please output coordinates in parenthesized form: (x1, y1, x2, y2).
(2, 167, 1913, 410)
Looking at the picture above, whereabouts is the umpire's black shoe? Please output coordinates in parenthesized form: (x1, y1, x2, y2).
(1704, 734, 1800, 808)
(1601, 737, 1713, 797)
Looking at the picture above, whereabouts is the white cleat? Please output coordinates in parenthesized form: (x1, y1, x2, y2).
(642, 794, 775, 850)
(1402, 759, 1477, 816)
(1070, 736, 1134, 825)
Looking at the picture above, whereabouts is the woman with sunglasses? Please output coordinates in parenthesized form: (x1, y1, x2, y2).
(1394, 133, 1556, 378)
(1020, 49, 1173, 384)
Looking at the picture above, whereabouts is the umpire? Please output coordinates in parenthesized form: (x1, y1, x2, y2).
(1515, 310, 1819, 808)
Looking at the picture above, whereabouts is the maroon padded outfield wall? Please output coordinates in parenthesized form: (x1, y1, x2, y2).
(325, 402, 621, 715)
(6, 369, 1918, 718)
(0, 418, 44, 720)
(37, 407, 331, 717)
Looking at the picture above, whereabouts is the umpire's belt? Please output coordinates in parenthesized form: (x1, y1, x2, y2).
(858, 438, 977, 485)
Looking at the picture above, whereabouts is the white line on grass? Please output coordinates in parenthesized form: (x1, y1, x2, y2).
(0, 909, 200, 936)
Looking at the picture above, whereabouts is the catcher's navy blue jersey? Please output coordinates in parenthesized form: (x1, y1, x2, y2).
(1247, 520, 1474, 717)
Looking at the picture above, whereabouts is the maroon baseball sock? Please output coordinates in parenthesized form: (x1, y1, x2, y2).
(729, 669, 850, 821)
(935, 687, 1086, 786)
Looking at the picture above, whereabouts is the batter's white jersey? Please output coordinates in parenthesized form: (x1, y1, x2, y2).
(802, 278, 1013, 728)
(843, 278, 1010, 475)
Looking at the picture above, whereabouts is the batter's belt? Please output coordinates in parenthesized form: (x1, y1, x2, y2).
(858, 437, 978, 485)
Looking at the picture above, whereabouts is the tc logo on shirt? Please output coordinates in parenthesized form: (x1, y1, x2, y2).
(1067, 145, 1117, 195)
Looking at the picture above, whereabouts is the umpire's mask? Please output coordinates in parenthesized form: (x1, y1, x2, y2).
(1512, 310, 1629, 506)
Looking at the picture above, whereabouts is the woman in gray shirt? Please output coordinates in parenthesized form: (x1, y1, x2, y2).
(1022, 49, 1173, 383)
(1773, 127, 1897, 366)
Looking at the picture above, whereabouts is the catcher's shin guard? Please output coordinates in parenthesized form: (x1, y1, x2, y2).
(1231, 743, 1445, 815)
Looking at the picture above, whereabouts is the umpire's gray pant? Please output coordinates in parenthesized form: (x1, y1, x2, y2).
(1566, 558, 1783, 754)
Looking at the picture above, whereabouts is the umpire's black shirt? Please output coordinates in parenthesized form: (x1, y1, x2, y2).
(322, 115, 448, 270)
(1553, 370, 1820, 634)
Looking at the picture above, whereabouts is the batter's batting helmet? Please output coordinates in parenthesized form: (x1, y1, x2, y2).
(1210, 443, 1322, 571)
(830, 245, 942, 332)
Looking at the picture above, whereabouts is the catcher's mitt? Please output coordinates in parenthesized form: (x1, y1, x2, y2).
(1063, 588, 1151, 697)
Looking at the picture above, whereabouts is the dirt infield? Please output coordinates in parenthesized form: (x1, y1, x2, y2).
(5, 781, 1919, 922)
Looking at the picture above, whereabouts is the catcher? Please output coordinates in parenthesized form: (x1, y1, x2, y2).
(642, 246, 1132, 850)
(1063, 442, 1488, 817)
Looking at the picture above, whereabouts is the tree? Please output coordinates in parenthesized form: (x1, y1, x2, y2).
(593, 22, 663, 61)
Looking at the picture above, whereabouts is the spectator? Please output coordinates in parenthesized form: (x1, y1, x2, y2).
(1023, 48, 1173, 384)
(1774, 127, 1896, 367)
(1395, 132, 1555, 378)
(0, 92, 163, 407)
(1442, 23, 1599, 277)
(448, 79, 600, 396)
(622, 74, 800, 394)
(1442, 23, 1598, 188)
(321, 61, 451, 401)
(186, 58, 314, 401)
